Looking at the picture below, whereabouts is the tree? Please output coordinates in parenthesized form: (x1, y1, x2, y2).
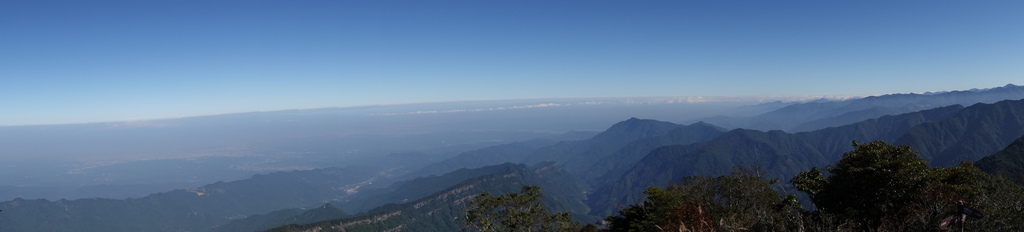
(793, 140, 1024, 231)
(793, 140, 930, 228)
(606, 166, 801, 232)
(462, 185, 580, 232)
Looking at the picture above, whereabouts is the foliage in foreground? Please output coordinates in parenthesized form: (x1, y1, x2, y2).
(607, 141, 1024, 232)
(794, 141, 1024, 231)
(605, 166, 801, 232)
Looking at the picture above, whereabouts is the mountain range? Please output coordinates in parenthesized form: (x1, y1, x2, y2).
(3, 85, 1024, 231)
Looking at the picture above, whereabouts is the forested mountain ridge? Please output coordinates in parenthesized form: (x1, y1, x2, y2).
(587, 129, 831, 216)
(896, 98, 1024, 166)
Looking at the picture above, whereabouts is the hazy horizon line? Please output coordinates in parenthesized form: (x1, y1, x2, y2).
(10, 83, 1022, 127)
(2, 94, 876, 127)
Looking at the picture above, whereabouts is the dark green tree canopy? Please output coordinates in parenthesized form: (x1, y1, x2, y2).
(794, 140, 1024, 230)
(794, 141, 930, 224)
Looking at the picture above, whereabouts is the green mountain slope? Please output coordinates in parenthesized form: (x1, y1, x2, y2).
(975, 135, 1024, 182)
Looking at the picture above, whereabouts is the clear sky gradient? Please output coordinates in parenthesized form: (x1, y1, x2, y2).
(2, 1, 1022, 125)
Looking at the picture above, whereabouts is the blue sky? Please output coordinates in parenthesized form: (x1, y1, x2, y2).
(2, 1, 1022, 126)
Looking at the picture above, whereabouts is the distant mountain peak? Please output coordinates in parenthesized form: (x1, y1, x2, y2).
(592, 118, 683, 140)
(620, 117, 646, 124)
(611, 117, 669, 127)
(689, 121, 718, 128)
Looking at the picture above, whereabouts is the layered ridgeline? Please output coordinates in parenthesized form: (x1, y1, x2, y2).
(265, 163, 588, 232)
(591, 98, 1024, 216)
(702, 84, 1024, 132)
(0, 167, 378, 232)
